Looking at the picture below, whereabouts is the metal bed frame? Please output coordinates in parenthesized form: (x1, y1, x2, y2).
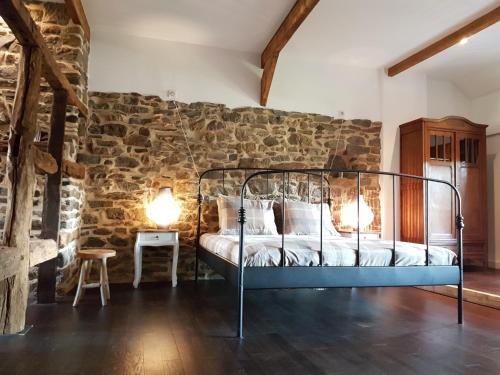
(195, 168, 464, 338)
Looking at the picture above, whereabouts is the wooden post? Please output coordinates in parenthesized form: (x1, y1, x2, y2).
(37, 90, 67, 304)
(0, 46, 42, 334)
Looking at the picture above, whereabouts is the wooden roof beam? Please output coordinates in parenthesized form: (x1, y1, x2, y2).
(29, 239, 58, 268)
(387, 6, 500, 77)
(0, 0, 88, 117)
(64, 0, 90, 41)
(0, 246, 22, 281)
(260, 0, 319, 106)
(0, 240, 58, 281)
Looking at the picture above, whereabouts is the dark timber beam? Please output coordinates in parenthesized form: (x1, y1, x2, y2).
(0, 247, 22, 281)
(38, 90, 68, 304)
(260, 0, 319, 106)
(0, 46, 42, 334)
(260, 55, 278, 107)
(64, 0, 90, 41)
(388, 6, 500, 77)
(0, 0, 88, 117)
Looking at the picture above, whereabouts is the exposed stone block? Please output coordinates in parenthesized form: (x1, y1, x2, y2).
(83, 237, 107, 248)
(108, 235, 128, 247)
(124, 134, 151, 147)
(77, 153, 101, 165)
(263, 136, 279, 147)
(106, 208, 125, 220)
(115, 156, 140, 168)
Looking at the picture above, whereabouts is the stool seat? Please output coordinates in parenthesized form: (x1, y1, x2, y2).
(73, 248, 116, 307)
(77, 249, 116, 260)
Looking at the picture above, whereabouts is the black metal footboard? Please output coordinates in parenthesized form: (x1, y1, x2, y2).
(195, 168, 464, 339)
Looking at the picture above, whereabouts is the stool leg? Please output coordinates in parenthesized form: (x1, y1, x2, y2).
(73, 260, 88, 307)
(80, 259, 92, 300)
(99, 260, 107, 306)
(85, 260, 93, 282)
(172, 243, 179, 287)
(102, 257, 110, 300)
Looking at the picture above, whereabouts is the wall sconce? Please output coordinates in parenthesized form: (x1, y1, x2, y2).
(340, 195, 374, 231)
(146, 187, 181, 228)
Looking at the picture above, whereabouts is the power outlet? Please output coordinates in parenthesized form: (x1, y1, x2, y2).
(166, 90, 176, 100)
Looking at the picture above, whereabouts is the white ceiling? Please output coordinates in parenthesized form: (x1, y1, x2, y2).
(83, 0, 295, 53)
(417, 23, 500, 98)
(83, 0, 500, 98)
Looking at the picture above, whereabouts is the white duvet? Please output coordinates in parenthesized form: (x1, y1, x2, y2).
(200, 234, 457, 267)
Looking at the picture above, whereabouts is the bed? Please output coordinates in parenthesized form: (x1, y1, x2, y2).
(195, 168, 464, 338)
(200, 234, 457, 267)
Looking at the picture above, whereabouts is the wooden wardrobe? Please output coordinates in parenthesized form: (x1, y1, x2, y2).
(400, 117, 488, 267)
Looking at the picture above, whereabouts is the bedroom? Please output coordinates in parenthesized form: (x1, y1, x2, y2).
(0, 0, 499, 374)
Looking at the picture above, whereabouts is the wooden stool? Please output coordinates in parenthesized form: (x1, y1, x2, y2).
(73, 249, 116, 307)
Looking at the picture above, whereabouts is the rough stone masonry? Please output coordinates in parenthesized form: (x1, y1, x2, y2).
(0, 1, 89, 296)
(81, 93, 382, 284)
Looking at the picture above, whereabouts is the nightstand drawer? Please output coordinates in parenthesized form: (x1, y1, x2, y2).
(137, 231, 177, 244)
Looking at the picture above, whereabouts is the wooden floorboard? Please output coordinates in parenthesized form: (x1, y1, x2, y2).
(1, 281, 500, 374)
(465, 269, 500, 295)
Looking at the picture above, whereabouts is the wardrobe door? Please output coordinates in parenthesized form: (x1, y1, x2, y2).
(456, 133, 484, 242)
(426, 130, 456, 242)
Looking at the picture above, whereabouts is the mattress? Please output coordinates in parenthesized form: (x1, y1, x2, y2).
(199, 234, 457, 267)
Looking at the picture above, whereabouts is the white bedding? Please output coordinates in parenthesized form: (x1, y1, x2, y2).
(200, 234, 457, 267)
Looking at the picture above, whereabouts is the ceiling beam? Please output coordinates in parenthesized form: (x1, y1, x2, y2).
(388, 6, 500, 77)
(0, 0, 88, 117)
(260, 0, 319, 106)
(64, 0, 90, 41)
(260, 55, 278, 107)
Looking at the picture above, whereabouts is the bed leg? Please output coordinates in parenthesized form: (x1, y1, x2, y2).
(458, 281, 463, 324)
(237, 284, 244, 339)
(456, 214, 464, 325)
(195, 250, 199, 284)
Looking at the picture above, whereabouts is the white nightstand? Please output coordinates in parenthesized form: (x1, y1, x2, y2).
(339, 231, 381, 240)
(133, 229, 179, 288)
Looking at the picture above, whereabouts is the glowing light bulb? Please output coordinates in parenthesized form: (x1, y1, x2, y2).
(146, 187, 181, 227)
(340, 195, 374, 231)
(459, 37, 469, 45)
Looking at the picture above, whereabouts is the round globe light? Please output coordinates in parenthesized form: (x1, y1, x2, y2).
(146, 187, 181, 227)
(340, 195, 374, 231)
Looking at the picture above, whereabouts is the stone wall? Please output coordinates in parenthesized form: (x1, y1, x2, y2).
(82, 93, 382, 283)
(0, 1, 89, 296)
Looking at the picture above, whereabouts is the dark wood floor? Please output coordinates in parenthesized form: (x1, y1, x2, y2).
(1, 281, 500, 375)
(465, 269, 500, 295)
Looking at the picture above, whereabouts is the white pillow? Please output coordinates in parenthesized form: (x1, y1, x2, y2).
(217, 195, 278, 235)
(281, 200, 340, 236)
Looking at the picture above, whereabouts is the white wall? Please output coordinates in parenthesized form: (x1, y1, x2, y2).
(470, 90, 500, 135)
(425, 81, 500, 135)
(468, 91, 500, 268)
(487, 135, 500, 269)
(379, 72, 428, 240)
(89, 31, 261, 108)
(270, 53, 381, 120)
(427, 79, 471, 119)
(89, 31, 382, 120)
